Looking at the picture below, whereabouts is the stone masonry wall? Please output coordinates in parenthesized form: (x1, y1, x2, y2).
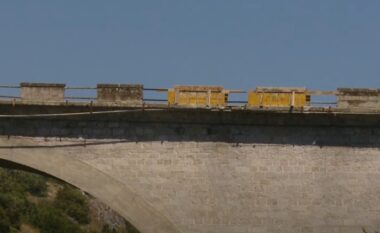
(1, 137, 380, 233)
(77, 141, 380, 233)
(0, 110, 380, 147)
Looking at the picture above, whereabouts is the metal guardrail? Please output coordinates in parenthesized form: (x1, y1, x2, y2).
(0, 84, 338, 107)
(0, 85, 20, 88)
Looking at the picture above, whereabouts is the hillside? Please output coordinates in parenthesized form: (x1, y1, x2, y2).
(0, 167, 140, 233)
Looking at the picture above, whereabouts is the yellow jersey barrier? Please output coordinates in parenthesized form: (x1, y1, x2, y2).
(248, 87, 310, 107)
(168, 86, 228, 107)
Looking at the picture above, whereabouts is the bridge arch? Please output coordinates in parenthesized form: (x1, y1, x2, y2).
(0, 144, 181, 233)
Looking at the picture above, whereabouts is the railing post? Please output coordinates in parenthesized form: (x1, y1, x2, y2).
(291, 91, 295, 107)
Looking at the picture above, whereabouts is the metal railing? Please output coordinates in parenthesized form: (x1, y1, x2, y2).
(0, 84, 339, 108)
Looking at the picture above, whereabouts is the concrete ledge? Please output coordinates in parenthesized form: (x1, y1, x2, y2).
(337, 88, 380, 96)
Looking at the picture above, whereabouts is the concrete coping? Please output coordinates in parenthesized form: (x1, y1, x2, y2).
(97, 84, 143, 89)
(337, 88, 380, 96)
(254, 87, 307, 93)
(20, 82, 66, 88)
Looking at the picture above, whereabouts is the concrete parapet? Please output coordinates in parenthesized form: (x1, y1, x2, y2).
(337, 88, 380, 108)
(97, 84, 143, 105)
(20, 82, 66, 102)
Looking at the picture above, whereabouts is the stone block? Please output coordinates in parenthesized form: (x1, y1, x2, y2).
(97, 84, 143, 105)
(20, 82, 66, 102)
(337, 88, 380, 108)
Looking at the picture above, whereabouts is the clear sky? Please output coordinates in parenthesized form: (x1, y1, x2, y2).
(1, 1, 380, 91)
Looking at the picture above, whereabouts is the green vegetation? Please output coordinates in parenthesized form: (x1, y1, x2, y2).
(55, 186, 90, 224)
(0, 169, 38, 232)
(0, 166, 139, 233)
(30, 201, 83, 233)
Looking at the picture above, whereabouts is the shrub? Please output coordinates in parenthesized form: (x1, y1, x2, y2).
(29, 201, 83, 233)
(0, 169, 47, 197)
(55, 185, 90, 224)
(0, 207, 12, 233)
(102, 224, 118, 233)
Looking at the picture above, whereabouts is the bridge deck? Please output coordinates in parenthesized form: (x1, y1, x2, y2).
(1, 99, 380, 115)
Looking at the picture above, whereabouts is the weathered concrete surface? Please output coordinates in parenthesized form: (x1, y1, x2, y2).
(1, 109, 380, 147)
(1, 137, 380, 233)
(97, 84, 143, 105)
(337, 88, 380, 109)
(1, 109, 380, 233)
(20, 83, 66, 102)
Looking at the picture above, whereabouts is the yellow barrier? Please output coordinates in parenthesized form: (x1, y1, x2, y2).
(168, 86, 228, 107)
(248, 87, 310, 107)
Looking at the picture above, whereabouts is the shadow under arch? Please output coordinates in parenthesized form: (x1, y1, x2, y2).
(0, 152, 180, 233)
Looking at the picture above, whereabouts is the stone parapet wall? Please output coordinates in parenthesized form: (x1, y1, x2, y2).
(337, 88, 380, 109)
(97, 84, 143, 105)
(20, 83, 66, 101)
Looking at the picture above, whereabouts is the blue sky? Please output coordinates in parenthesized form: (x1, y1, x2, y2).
(1, 1, 380, 91)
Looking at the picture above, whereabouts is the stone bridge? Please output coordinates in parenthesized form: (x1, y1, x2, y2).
(1, 82, 380, 233)
(1, 105, 380, 233)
